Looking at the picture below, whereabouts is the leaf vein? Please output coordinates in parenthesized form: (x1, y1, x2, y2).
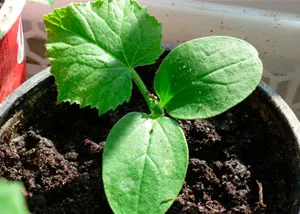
(146, 155, 159, 171)
(161, 57, 255, 107)
(200, 57, 255, 80)
(135, 122, 153, 213)
(118, 3, 131, 67)
(130, 11, 142, 66)
(50, 4, 128, 68)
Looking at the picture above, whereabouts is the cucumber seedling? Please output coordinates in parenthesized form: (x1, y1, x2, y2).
(44, 0, 262, 213)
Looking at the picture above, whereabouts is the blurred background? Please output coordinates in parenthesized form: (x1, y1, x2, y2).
(22, 0, 300, 118)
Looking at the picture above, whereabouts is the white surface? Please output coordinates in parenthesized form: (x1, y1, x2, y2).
(202, 0, 300, 14)
(0, 0, 26, 39)
(22, 0, 300, 118)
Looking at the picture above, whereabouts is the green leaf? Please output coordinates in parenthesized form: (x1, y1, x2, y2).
(29, 0, 54, 7)
(0, 181, 29, 214)
(154, 36, 263, 119)
(103, 112, 188, 214)
(44, 0, 163, 115)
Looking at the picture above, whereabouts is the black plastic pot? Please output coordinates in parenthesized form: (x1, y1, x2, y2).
(0, 68, 299, 213)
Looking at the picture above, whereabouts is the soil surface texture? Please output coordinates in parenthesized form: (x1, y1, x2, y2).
(0, 54, 297, 213)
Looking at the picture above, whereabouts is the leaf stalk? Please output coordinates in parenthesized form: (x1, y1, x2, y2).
(130, 68, 164, 117)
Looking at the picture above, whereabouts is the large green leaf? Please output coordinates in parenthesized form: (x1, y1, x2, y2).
(154, 36, 263, 119)
(103, 112, 188, 214)
(44, 0, 163, 115)
(0, 181, 29, 214)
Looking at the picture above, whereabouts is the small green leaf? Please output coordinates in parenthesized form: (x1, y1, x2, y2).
(154, 36, 263, 119)
(0, 181, 29, 214)
(29, 0, 54, 7)
(44, 0, 163, 115)
(103, 112, 188, 214)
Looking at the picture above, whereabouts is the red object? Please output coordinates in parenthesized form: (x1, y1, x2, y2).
(0, 16, 26, 102)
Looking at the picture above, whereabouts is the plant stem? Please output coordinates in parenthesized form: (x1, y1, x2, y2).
(130, 68, 163, 117)
(130, 68, 150, 103)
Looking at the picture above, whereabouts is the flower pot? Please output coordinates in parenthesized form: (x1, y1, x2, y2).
(0, 61, 299, 213)
(0, 0, 26, 103)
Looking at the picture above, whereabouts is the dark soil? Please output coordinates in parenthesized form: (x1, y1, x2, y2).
(0, 0, 4, 10)
(0, 53, 298, 213)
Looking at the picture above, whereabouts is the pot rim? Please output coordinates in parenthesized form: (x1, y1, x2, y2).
(0, 0, 26, 40)
(1, 67, 300, 144)
(258, 81, 300, 145)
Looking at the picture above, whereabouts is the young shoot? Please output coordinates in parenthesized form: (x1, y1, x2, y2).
(44, 0, 263, 213)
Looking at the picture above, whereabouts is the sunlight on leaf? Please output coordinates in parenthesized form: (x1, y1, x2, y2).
(155, 36, 263, 119)
(44, 0, 163, 115)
